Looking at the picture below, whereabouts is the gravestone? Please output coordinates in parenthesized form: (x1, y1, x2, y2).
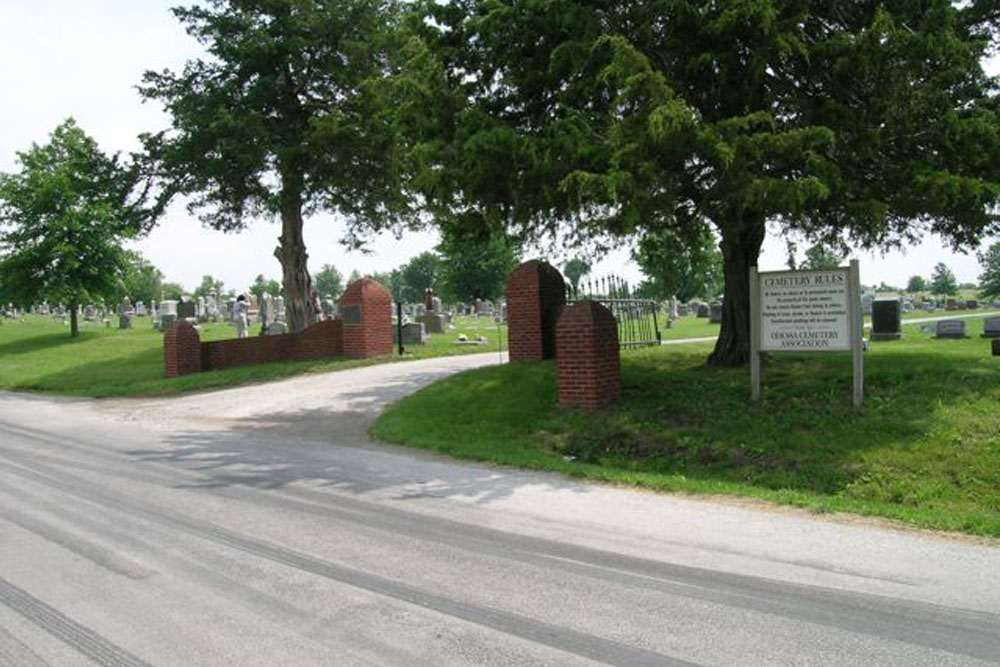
(870, 299, 902, 340)
(397, 321, 426, 345)
(935, 319, 967, 339)
(677, 304, 690, 317)
(275, 296, 286, 322)
(177, 298, 196, 320)
(418, 312, 445, 334)
(946, 299, 958, 311)
(424, 289, 435, 311)
(981, 316, 1000, 338)
(84, 305, 96, 321)
(993, 339, 1000, 356)
(696, 303, 710, 318)
(160, 313, 177, 330)
(709, 302, 723, 324)
(966, 300, 978, 310)
(861, 295, 874, 316)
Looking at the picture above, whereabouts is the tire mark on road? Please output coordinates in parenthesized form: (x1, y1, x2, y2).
(0, 625, 49, 667)
(0, 455, 699, 667)
(0, 577, 151, 667)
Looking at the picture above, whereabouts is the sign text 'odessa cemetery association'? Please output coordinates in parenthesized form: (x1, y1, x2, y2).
(759, 269, 851, 352)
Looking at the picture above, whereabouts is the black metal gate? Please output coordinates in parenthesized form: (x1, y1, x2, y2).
(566, 276, 661, 348)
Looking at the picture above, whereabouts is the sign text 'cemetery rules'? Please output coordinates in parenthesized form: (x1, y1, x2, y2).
(759, 269, 851, 352)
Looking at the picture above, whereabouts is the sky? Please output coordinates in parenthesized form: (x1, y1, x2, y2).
(0, 1, 995, 294)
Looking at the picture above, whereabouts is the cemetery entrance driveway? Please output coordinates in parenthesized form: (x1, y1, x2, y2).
(0, 353, 998, 666)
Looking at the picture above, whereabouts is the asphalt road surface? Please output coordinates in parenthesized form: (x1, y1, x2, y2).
(1, 353, 998, 666)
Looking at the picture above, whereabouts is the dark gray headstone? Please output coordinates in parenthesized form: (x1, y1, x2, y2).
(981, 316, 1000, 339)
(993, 339, 1000, 356)
(935, 319, 967, 339)
(709, 302, 723, 324)
(398, 322, 426, 345)
(177, 300, 196, 319)
(696, 303, 710, 318)
(871, 299, 902, 340)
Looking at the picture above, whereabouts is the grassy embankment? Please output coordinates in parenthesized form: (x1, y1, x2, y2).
(0, 314, 506, 397)
(372, 317, 1000, 537)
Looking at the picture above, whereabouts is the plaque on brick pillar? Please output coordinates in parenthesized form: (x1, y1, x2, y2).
(339, 279, 393, 358)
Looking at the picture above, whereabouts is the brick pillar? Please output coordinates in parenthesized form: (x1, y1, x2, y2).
(506, 260, 566, 361)
(164, 321, 202, 377)
(339, 279, 393, 358)
(556, 301, 621, 410)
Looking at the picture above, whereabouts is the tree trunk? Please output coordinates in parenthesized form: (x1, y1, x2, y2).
(69, 298, 79, 338)
(275, 180, 316, 333)
(707, 217, 765, 366)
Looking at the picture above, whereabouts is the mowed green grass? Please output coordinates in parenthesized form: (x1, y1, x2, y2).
(372, 316, 1000, 536)
(0, 314, 506, 398)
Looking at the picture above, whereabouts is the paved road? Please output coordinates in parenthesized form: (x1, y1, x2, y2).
(1, 354, 998, 666)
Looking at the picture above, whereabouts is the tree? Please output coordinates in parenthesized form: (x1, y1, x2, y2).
(193, 274, 225, 298)
(437, 230, 521, 302)
(249, 274, 282, 302)
(906, 275, 927, 294)
(802, 244, 842, 271)
(160, 282, 186, 301)
(930, 262, 959, 297)
(634, 225, 723, 302)
(117, 251, 164, 306)
(313, 264, 344, 299)
(978, 242, 1000, 300)
(0, 119, 157, 336)
(562, 257, 591, 293)
(397, 1, 1000, 364)
(398, 251, 440, 303)
(140, 0, 416, 333)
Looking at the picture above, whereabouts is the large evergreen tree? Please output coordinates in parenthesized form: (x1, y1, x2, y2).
(0, 120, 159, 337)
(396, 0, 1000, 364)
(141, 0, 416, 332)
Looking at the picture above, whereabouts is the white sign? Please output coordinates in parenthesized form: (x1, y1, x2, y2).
(759, 269, 850, 352)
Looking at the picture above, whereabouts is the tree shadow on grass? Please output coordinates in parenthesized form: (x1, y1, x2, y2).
(0, 331, 94, 356)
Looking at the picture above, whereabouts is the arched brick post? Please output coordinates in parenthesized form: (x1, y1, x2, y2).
(556, 301, 621, 410)
(164, 321, 202, 377)
(339, 279, 393, 358)
(506, 260, 566, 361)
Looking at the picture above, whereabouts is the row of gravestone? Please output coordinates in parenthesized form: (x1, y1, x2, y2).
(871, 299, 1000, 340)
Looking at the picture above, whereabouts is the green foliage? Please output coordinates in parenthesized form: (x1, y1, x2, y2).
(633, 225, 723, 302)
(562, 257, 591, 292)
(140, 0, 417, 330)
(395, 0, 1000, 364)
(117, 251, 164, 306)
(802, 244, 842, 270)
(978, 242, 1000, 300)
(313, 264, 344, 298)
(398, 251, 440, 303)
(0, 119, 159, 336)
(160, 282, 185, 301)
(931, 262, 959, 296)
(437, 230, 521, 302)
(249, 274, 282, 302)
(906, 275, 927, 293)
(193, 274, 225, 298)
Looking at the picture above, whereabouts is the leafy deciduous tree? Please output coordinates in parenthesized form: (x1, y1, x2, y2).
(906, 275, 927, 294)
(562, 257, 591, 293)
(801, 244, 842, 271)
(117, 251, 165, 307)
(634, 225, 723, 303)
(193, 274, 225, 298)
(398, 251, 440, 303)
(313, 263, 344, 298)
(437, 230, 521, 302)
(931, 262, 959, 297)
(0, 119, 158, 336)
(977, 242, 1000, 300)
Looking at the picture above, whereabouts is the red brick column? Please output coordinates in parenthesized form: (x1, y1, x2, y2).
(556, 301, 620, 410)
(164, 321, 202, 377)
(340, 279, 393, 359)
(506, 260, 566, 361)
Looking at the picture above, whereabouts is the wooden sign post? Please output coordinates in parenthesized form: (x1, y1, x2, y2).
(750, 260, 863, 408)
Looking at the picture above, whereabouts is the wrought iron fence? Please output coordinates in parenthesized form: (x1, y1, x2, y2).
(566, 275, 661, 348)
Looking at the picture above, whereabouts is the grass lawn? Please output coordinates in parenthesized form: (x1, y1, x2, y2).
(0, 314, 506, 398)
(371, 316, 1000, 537)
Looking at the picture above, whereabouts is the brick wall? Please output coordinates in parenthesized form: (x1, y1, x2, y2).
(200, 319, 344, 372)
(506, 260, 566, 361)
(556, 301, 621, 411)
(340, 278, 393, 359)
(163, 321, 202, 377)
